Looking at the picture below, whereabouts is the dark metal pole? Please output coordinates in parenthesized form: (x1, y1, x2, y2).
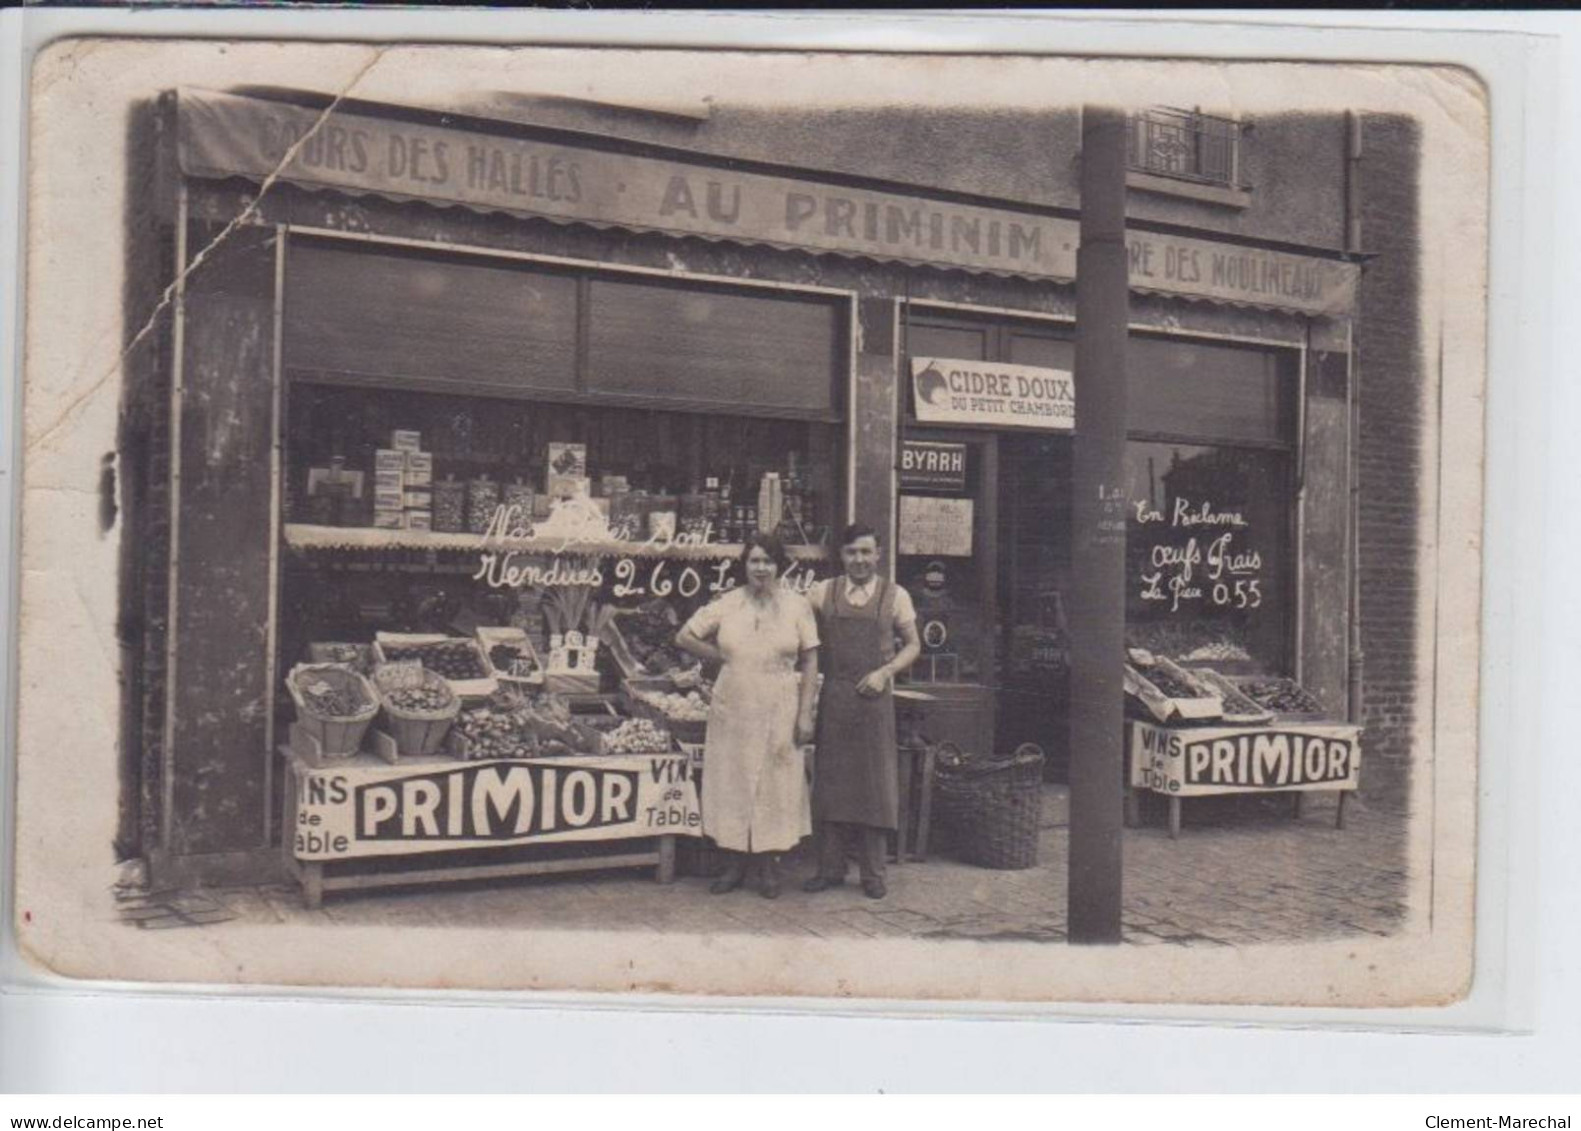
(1067, 105, 1130, 945)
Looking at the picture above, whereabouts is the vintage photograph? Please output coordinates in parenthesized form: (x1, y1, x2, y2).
(10, 37, 1487, 1005)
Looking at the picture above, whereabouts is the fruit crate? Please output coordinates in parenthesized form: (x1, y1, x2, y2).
(475, 625, 545, 687)
(1229, 674, 1330, 724)
(374, 632, 498, 699)
(621, 676, 711, 745)
(1190, 668, 1275, 725)
(1123, 655, 1224, 723)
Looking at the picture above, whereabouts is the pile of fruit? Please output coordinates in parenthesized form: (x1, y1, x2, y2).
(1144, 667, 1210, 700)
(602, 717, 672, 754)
(633, 688, 710, 722)
(455, 702, 540, 760)
(1236, 677, 1324, 715)
(1180, 640, 1252, 664)
(1126, 653, 1205, 699)
(382, 640, 488, 681)
(383, 684, 455, 714)
(451, 691, 594, 759)
(1203, 676, 1271, 720)
(298, 679, 370, 719)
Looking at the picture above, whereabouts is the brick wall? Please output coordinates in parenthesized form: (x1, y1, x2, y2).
(1354, 115, 1424, 811)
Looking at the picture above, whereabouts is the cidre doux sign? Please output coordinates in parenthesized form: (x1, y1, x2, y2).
(911, 358, 1075, 431)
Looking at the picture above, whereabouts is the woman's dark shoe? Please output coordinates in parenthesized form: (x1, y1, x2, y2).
(758, 856, 781, 900)
(861, 876, 887, 900)
(709, 859, 746, 895)
(802, 875, 844, 893)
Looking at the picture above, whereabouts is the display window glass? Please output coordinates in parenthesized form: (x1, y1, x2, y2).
(1123, 441, 1292, 671)
(1122, 337, 1297, 674)
(277, 240, 847, 718)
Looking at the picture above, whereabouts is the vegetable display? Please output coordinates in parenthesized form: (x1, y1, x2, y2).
(1236, 677, 1324, 715)
(383, 685, 454, 713)
(1140, 666, 1206, 701)
(631, 688, 709, 723)
(298, 680, 369, 719)
(616, 600, 686, 674)
(381, 639, 488, 681)
(488, 643, 538, 678)
(451, 691, 599, 760)
(602, 717, 672, 755)
(1179, 640, 1253, 664)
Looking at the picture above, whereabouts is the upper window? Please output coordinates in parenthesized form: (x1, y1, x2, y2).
(1126, 108, 1244, 190)
(285, 239, 846, 422)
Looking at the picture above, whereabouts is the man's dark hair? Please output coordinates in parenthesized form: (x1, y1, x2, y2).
(840, 522, 880, 547)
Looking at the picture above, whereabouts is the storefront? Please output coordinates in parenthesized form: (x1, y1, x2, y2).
(125, 88, 1362, 888)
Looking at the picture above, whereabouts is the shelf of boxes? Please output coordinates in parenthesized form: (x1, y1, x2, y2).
(282, 524, 831, 561)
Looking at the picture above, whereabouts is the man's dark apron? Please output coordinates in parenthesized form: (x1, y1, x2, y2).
(812, 578, 899, 830)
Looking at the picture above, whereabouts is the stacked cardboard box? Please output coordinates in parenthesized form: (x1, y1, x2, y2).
(375, 432, 435, 530)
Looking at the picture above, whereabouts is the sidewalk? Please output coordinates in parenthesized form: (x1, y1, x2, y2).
(217, 785, 1408, 946)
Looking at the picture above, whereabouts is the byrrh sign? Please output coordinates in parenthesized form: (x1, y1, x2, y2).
(176, 90, 1359, 317)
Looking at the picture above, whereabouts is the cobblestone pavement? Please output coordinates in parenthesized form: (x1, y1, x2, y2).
(216, 785, 1408, 946)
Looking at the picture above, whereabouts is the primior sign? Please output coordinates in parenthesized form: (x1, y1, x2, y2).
(1130, 721, 1362, 798)
(293, 753, 700, 860)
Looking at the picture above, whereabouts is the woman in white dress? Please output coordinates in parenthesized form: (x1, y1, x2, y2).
(675, 533, 820, 898)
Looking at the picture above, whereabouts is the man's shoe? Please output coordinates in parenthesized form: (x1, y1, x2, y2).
(709, 861, 746, 895)
(861, 877, 887, 900)
(802, 875, 844, 893)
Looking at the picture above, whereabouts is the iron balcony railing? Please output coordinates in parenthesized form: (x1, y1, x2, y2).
(1126, 108, 1244, 189)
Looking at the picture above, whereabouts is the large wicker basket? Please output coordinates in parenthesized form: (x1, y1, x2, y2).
(285, 663, 379, 758)
(933, 743, 1046, 870)
(372, 662, 460, 757)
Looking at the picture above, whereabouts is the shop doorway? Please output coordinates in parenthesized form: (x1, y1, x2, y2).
(995, 432, 1073, 781)
(900, 310, 1076, 780)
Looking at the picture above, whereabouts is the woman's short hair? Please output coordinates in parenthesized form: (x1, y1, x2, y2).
(739, 530, 791, 576)
(840, 522, 880, 548)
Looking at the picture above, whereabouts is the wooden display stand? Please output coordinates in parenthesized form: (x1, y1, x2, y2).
(279, 748, 678, 909)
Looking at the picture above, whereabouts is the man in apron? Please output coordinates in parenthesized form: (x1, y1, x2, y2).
(804, 524, 923, 899)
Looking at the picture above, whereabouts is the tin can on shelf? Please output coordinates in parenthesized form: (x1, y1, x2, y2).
(647, 494, 678, 542)
(432, 475, 467, 533)
(679, 493, 710, 541)
(502, 478, 536, 535)
(467, 475, 501, 534)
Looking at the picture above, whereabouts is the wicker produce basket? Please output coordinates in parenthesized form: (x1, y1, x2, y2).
(932, 742, 1046, 870)
(371, 661, 460, 758)
(286, 663, 379, 759)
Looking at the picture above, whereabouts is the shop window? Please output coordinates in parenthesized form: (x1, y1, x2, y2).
(280, 381, 844, 701)
(286, 240, 846, 422)
(586, 278, 843, 419)
(285, 242, 579, 396)
(1123, 340, 1296, 674)
(1128, 336, 1290, 445)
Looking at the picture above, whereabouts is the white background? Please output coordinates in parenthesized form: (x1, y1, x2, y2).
(0, 8, 1575, 1092)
